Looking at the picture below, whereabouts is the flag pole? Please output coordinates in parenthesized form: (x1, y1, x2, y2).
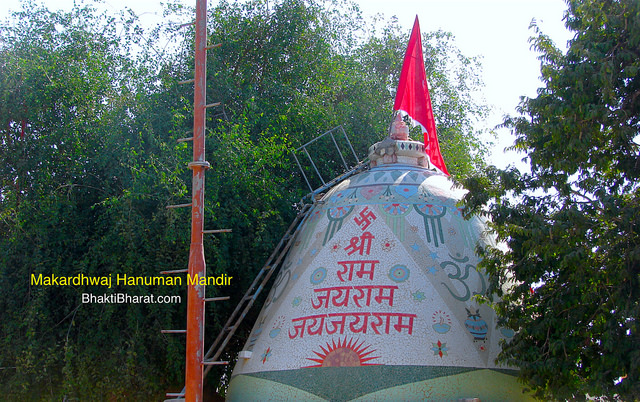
(185, 0, 208, 399)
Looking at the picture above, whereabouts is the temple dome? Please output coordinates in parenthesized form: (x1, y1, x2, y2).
(226, 131, 532, 401)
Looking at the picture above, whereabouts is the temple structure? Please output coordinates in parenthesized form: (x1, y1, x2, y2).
(225, 117, 533, 401)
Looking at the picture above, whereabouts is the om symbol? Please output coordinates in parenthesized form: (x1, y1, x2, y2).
(440, 253, 486, 301)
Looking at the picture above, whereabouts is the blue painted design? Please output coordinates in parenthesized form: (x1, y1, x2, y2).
(373, 171, 386, 181)
(432, 310, 452, 334)
(465, 307, 488, 342)
(433, 323, 451, 334)
(330, 188, 356, 204)
(352, 171, 370, 184)
(310, 267, 327, 285)
(248, 327, 263, 348)
(388, 265, 410, 283)
(383, 203, 410, 215)
(328, 206, 352, 219)
(394, 185, 418, 199)
(269, 328, 281, 338)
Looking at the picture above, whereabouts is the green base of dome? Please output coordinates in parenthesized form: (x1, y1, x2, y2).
(226, 365, 535, 401)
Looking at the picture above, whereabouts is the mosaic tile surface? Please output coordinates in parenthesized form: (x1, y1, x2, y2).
(227, 164, 532, 400)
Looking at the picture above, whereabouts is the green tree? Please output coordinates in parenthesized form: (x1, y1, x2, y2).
(0, 2, 190, 399)
(463, 0, 639, 399)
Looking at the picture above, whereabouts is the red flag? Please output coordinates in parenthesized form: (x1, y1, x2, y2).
(394, 16, 449, 175)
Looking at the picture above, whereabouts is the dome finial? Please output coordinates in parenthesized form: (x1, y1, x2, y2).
(369, 114, 429, 168)
(390, 113, 409, 141)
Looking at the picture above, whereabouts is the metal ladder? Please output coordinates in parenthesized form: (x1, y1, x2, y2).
(200, 164, 370, 386)
(201, 202, 313, 377)
(200, 128, 368, 378)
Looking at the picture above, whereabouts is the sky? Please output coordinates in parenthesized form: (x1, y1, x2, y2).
(354, 0, 573, 170)
(0, 0, 574, 169)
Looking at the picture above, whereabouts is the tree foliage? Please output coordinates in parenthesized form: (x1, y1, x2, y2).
(463, 0, 639, 400)
(1, 0, 489, 399)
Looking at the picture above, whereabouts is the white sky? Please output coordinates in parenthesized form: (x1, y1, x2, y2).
(363, 0, 573, 169)
(0, 0, 573, 169)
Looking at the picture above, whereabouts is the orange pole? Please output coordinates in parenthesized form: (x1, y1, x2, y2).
(185, 0, 207, 400)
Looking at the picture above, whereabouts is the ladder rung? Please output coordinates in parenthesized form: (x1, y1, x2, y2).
(177, 137, 193, 143)
(205, 43, 222, 50)
(161, 330, 186, 334)
(204, 296, 230, 302)
(225, 326, 234, 332)
(202, 229, 232, 234)
(177, 79, 195, 85)
(204, 102, 221, 109)
(166, 392, 185, 397)
(166, 203, 192, 209)
(161, 269, 188, 274)
(179, 22, 194, 28)
(202, 360, 229, 365)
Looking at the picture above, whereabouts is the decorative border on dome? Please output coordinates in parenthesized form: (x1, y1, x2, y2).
(368, 140, 425, 156)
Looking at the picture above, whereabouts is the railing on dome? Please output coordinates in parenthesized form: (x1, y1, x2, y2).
(291, 126, 369, 205)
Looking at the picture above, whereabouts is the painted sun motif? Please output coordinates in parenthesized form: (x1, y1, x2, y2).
(304, 337, 380, 368)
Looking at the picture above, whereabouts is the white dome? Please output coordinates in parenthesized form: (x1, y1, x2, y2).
(226, 137, 532, 401)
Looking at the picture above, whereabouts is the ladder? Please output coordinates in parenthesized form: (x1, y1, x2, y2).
(202, 202, 313, 377)
(199, 166, 369, 386)
(194, 131, 368, 389)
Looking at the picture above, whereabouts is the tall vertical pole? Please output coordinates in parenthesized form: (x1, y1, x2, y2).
(185, 0, 208, 400)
